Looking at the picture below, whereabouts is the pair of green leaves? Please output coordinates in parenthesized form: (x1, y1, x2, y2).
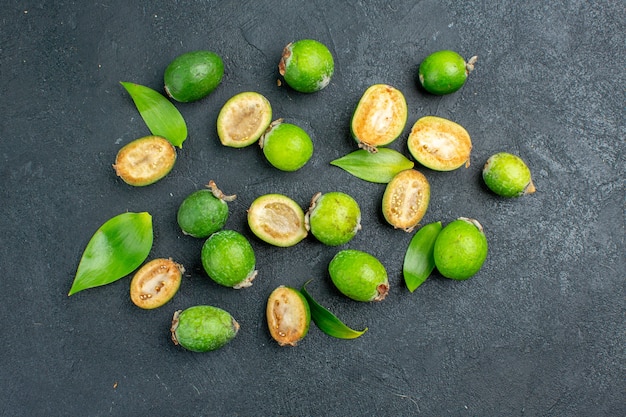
(403, 221, 442, 292)
(330, 148, 414, 183)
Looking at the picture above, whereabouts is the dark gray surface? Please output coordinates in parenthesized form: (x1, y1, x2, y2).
(1, 1, 624, 416)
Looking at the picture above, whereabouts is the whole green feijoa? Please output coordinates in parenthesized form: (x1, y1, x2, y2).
(418, 50, 477, 95)
(279, 39, 334, 93)
(260, 119, 313, 171)
(171, 305, 239, 352)
(306, 192, 361, 246)
(201, 230, 257, 289)
(164, 50, 224, 102)
(482, 152, 536, 197)
(177, 181, 236, 238)
(433, 218, 488, 280)
(329, 249, 389, 302)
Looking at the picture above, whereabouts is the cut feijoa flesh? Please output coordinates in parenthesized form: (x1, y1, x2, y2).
(130, 258, 184, 309)
(382, 169, 430, 232)
(113, 135, 176, 186)
(266, 285, 311, 346)
(407, 116, 472, 171)
(217, 92, 272, 148)
(248, 194, 307, 247)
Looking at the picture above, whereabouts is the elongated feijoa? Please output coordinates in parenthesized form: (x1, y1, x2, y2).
(279, 39, 334, 93)
(408, 116, 472, 171)
(201, 230, 257, 289)
(130, 258, 184, 309)
(164, 50, 224, 102)
(351, 84, 408, 152)
(69, 212, 153, 295)
(248, 193, 307, 247)
(329, 249, 389, 302)
(113, 136, 176, 186)
(482, 152, 536, 197)
(382, 169, 430, 232)
(434, 218, 488, 280)
(120, 81, 187, 148)
(418, 50, 477, 95)
(177, 181, 236, 238)
(306, 192, 361, 246)
(403, 221, 442, 292)
(260, 119, 313, 171)
(171, 305, 239, 352)
(266, 286, 310, 346)
(330, 148, 414, 183)
(217, 92, 272, 148)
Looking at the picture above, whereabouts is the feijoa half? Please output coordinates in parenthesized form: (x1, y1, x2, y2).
(483, 152, 536, 197)
(382, 169, 430, 232)
(248, 194, 307, 247)
(177, 181, 236, 238)
(217, 92, 272, 148)
(130, 258, 184, 309)
(279, 39, 334, 93)
(407, 116, 472, 171)
(351, 84, 408, 152)
(329, 249, 389, 302)
(113, 135, 176, 186)
(433, 218, 488, 280)
(418, 50, 477, 95)
(164, 50, 224, 102)
(266, 286, 311, 347)
(171, 305, 239, 352)
(306, 192, 362, 246)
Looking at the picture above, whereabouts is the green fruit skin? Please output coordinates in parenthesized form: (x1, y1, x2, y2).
(309, 192, 361, 246)
(329, 249, 388, 302)
(281, 39, 334, 93)
(201, 230, 256, 288)
(419, 50, 467, 95)
(172, 305, 238, 352)
(433, 219, 488, 280)
(164, 50, 224, 102)
(262, 123, 314, 171)
(177, 189, 228, 238)
(482, 152, 534, 197)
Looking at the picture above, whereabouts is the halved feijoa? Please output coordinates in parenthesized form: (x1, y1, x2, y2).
(329, 249, 389, 302)
(113, 135, 176, 186)
(217, 92, 272, 148)
(171, 305, 239, 352)
(418, 50, 477, 95)
(177, 181, 236, 238)
(407, 116, 472, 171)
(351, 84, 408, 152)
(382, 169, 430, 232)
(266, 285, 311, 346)
(130, 258, 184, 309)
(482, 152, 536, 197)
(306, 192, 361, 246)
(279, 39, 334, 93)
(248, 194, 307, 247)
(164, 50, 224, 102)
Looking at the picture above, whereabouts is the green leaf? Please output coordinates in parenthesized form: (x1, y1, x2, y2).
(120, 81, 188, 148)
(403, 221, 442, 292)
(301, 280, 367, 339)
(69, 212, 153, 296)
(330, 148, 414, 183)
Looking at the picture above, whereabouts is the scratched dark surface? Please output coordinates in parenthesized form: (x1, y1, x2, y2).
(1, 1, 624, 416)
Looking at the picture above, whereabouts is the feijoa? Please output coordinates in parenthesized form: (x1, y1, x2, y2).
(329, 249, 389, 302)
(171, 305, 239, 352)
(201, 230, 257, 289)
(260, 119, 314, 171)
(407, 116, 472, 171)
(382, 169, 430, 232)
(306, 192, 361, 246)
(418, 50, 477, 95)
(433, 218, 488, 280)
(351, 84, 408, 152)
(113, 135, 176, 186)
(164, 50, 224, 102)
(279, 39, 334, 93)
(483, 152, 536, 197)
(130, 258, 184, 309)
(177, 181, 236, 238)
(248, 194, 307, 247)
(217, 92, 272, 148)
(266, 286, 310, 346)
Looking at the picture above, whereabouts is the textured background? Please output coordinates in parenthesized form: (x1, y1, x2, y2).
(1, 1, 624, 416)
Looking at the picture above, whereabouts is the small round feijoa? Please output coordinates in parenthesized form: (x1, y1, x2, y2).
(130, 258, 184, 309)
(164, 50, 224, 102)
(201, 230, 257, 289)
(433, 218, 488, 280)
(408, 116, 472, 171)
(483, 152, 536, 197)
(306, 192, 361, 246)
(329, 249, 389, 302)
(418, 50, 477, 95)
(351, 84, 408, 152)
(260, 119, 313, 171)
(266, 285, 311, 347)
(113, 135, 176, 186)
(279, 39, 334, 93)
(171, 305, 239, 352)
(248, 194, 307, 247)
(177, 181, 236, 238)
(382, 169, 430, 232)
(217, 92, 272, 148)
